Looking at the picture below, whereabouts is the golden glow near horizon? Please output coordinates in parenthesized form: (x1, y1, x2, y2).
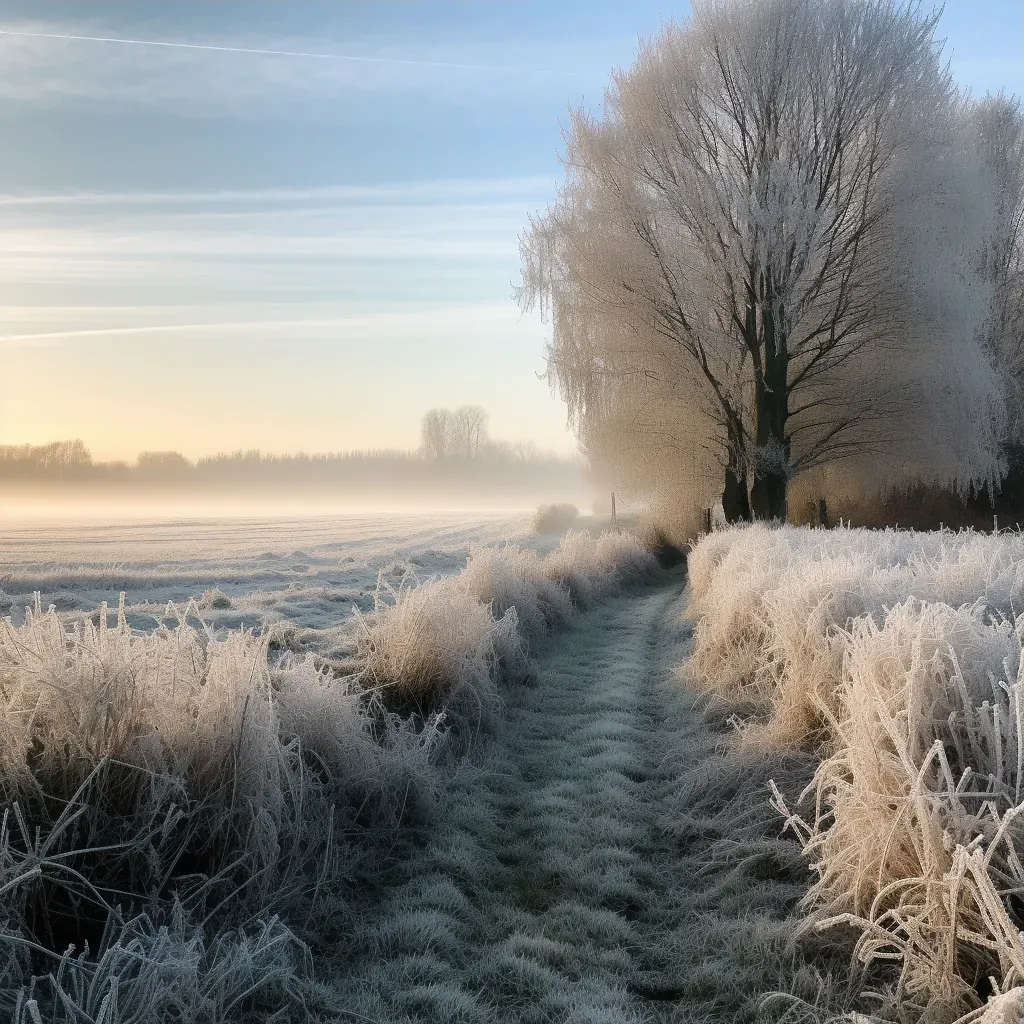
(0, 180, 578, 462)
(1, 293, 576, 462)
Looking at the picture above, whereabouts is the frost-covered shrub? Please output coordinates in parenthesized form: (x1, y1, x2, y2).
(543, 530, 658, 608)
(355, 574, 520, 710)
(0, 596, 440, 1019)
(533, 502, 579, 534)
(461, 544, 573, 639)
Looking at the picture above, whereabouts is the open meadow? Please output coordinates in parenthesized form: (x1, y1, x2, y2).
(0, 511, 554, 664)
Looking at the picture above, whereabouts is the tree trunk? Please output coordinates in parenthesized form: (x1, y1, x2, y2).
(749, 292, 790, 522)
(749, 470, 787, 521)
(722, 464, 751, 523)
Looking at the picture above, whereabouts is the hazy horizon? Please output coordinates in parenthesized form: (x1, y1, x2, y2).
(0, 423, 581, 462)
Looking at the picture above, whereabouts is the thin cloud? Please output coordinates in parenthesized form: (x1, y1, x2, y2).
(1, 321, 358, 343)
(0, 177, 555, 208)
(0, 303, 517, 348)
(0, 19, 595, 113)
(0, 180, 542, 274)
(0, 28, 577, 77)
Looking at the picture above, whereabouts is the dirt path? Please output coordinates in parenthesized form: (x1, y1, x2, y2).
(325, 575, 810, 1023)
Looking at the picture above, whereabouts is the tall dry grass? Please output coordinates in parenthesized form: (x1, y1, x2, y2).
(686, 524, 1024, 746)
(460, 544, 574, 635)
(685, 525, 1024, 1022)
(355, 573, 519, 717)
(0, 593, 445, 1021)
(355, 529, 659, 710)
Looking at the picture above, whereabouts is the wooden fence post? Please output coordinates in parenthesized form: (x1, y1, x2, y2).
(817, 498, 830, 529)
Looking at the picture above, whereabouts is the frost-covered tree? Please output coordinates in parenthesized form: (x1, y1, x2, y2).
(451, 405, 490, 460)
(419, 405, 490, 461)
(520, 0, 1006, 522)
(969, 93, 1024, 440)
(419, 408, 453, 461)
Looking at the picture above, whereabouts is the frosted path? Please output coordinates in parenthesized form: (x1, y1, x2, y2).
(326, 576, 748, 1024)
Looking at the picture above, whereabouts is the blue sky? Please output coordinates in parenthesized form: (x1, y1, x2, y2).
(0, 1, 1021, 460)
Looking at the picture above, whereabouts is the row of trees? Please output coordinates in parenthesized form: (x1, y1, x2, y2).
(0, 414, 578, 488)
(520, 0, 1024, 528)
(416, 406, 559, 465)
(419, 405, 491, 461)
(0, 440, 94, 479)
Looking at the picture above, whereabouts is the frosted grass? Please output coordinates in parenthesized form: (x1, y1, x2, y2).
(0, 525, 662, 1020)
(323, 581, 830, 1023)
(0, 594, 441, 1022)
(686, 524, 1024, 1022)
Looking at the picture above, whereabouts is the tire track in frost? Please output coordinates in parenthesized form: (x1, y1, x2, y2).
(329, 576, 699, 1023)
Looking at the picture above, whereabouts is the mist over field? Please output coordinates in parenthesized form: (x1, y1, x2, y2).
(0, 407, 591, 519)
(0, 471, 591, 522)
(0, 490, 581, 521)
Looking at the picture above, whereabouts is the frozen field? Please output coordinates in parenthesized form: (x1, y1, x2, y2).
(0, 511, 555, 662)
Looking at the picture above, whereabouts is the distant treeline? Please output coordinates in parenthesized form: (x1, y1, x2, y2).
(0, 438, 583, 492)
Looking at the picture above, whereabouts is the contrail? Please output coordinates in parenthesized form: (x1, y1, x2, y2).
(0, 28, 574, 76)
(0, 320, 362, 344)
(0, 307, 506, 345)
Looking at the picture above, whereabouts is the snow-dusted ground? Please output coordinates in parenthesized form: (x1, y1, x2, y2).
(0, 512, 561, 661)
(311, 576, 816, 1024)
